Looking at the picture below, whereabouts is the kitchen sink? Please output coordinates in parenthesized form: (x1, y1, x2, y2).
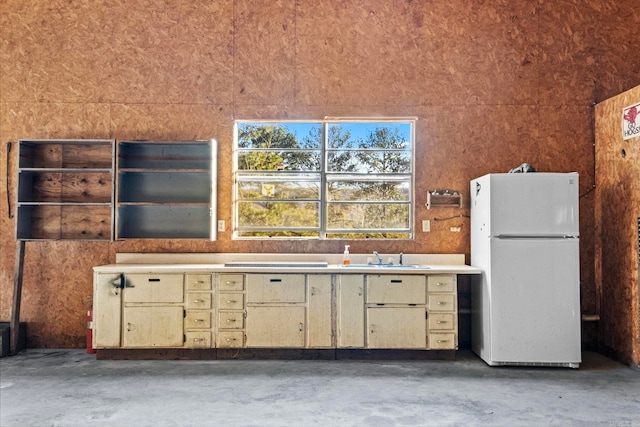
(340, 264, 427, 269)
(224, 261, 329, 268)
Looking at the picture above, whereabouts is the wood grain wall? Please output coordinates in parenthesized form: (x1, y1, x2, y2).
(1, 0, 639, 351)
(595, 85, 640, 366)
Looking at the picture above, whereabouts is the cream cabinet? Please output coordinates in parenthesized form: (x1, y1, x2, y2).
(184, 274, 213, 348)
(245, 274, 306, 348)
(427, 275, 457, 350)
(366, 275, 427, 349)
(122, 274, 184, 347)
(93, 268, 459, 354)
(337, 274, 365, 348)
(307, 275, 333, 348)
(336, 273, 458, 350)
(216, 273, 245, 348)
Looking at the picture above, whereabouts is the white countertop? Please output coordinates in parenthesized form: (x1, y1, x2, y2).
(94, 253, 481, 275)
(93, 263, 481, 275)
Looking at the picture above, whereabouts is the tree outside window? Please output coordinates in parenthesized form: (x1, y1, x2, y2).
(234, 120, 414, 239)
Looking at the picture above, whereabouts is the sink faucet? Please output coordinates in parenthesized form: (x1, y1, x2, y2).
(371, 251, 404, 266)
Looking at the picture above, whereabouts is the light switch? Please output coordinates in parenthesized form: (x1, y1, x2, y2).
(422, 220, 430, 232)
(218, 220, 225, 232)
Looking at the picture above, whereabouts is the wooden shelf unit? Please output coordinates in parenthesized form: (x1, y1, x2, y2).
(115, 140, 217, 240)
(15, 139, 115, 241)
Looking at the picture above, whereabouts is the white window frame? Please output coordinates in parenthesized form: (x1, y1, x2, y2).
(233, 119, 416, 239)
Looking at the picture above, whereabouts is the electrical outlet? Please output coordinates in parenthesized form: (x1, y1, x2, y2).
(218, 220, 225, 232)
(450, 226, 461, 232)
(422, 220, 430, 232)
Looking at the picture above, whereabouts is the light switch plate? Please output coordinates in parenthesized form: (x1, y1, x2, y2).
(422, 220, 430, 232)
(218, 220, 225, 232)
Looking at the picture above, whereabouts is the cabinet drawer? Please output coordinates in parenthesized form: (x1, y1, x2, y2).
(428, 313, 455, 331)
(123, 274, 184, 303)
(219, 311, 244, 329)
(218, 331, 244, 348)
(186, 274, 212, 291)
(427, 275, 455, 293)
(366, 275, 426, 304)
(428, 294, 455, 311)
(186, 292, 212, 310)
(185, 311, 212, 329)
(185, 332, 211, 348)
(219, 274, 244, 291)
(219, 293, 244, 310)
(246, 274, 305, 303)
(429, 333, 456, 349)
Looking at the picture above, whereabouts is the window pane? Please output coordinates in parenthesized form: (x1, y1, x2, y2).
(327, 123, 411, 149)
(328, 180, 410, 202)
(327, 203, 410, 230)
(237, 201, 319, 227)
(238, 178, 320, 200)
(237, 122, 322, 171)
(237, 150, 321, 172)
(234, 120, 414, 239)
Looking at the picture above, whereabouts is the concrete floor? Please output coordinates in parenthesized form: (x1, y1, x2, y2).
(1, 350, 639, 427)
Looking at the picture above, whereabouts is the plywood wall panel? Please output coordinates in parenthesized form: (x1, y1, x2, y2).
(0, 103, 111, 140)
(295, 0, 538, 106)
(595, 85, 640, 365)
(109, 104, 230, 141)
(2, 0, 640, 349)
(590, 2, 640, 101)
(0, 0, 234, 104)
(234, 0, 296, 106)
(537, 0, 599, 105)
(419, 105, 540, 187)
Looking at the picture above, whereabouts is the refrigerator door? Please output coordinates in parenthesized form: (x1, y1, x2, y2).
(472, 173, 579, 237)
(488, 237, 581, 365)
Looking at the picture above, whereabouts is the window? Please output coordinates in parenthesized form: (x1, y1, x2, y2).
(234, 119, 414, 239)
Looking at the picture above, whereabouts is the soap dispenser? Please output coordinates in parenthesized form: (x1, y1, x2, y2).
(342, 245, 351, 265)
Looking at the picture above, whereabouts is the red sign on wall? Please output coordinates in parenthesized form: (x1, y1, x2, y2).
(622, 103, 640, 140)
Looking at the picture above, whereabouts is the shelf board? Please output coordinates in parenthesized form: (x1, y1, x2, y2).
(19, 168, 113, 173)
(18, 202, 113, 206)
(117, 168, 210, 173)
(117, 202, 210, 206)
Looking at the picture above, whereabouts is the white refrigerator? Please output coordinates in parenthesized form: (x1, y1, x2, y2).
(470, 173, 581, 368)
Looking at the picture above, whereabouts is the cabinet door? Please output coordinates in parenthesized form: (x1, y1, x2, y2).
(246, 274, 305, 303)
(367, 307, 427, 349)
(308, 275, 333, 348)
(337, 275, 365, 348)
(123, 274, 183, 303)
(123, 306, 184, 347)
(366, 275, 426, 304)
(245, 306, 305, 348)
(93, 273, 122, 348)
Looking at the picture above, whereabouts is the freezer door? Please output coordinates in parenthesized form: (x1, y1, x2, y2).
(488, 237, 581, 365)
(475, 173, 579, 237)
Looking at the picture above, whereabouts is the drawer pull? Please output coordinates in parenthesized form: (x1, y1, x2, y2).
(437, 339, 449, 343)
(437, 320, 447, 324)
(269, 278, 282, 283)
(194, 280, 206, 284)
(226, 319, 236, 323)
(225, 337, 237, 342)
(193, 299, 204, 303)
(226, 300, 237, 304)
(437, 282, 446, 286)
(148, 278, 160, 282)
(195, 319, 204, 322)
(390, 279, 403, 283)
(225, 281, 237, 285)
(438, 301, 447, 305)
(193, 338, 204, 342)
